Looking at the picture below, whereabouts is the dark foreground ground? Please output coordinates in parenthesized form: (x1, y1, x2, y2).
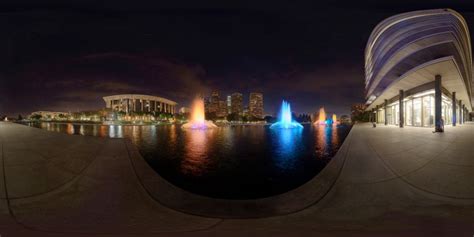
(0, 122, 473, 236)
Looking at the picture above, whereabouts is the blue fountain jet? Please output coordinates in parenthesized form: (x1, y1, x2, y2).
(270, 100, 303, 129)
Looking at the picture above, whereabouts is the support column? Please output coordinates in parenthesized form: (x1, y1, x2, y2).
(452, 92, 456, 126)
(375, 105, 379, 123)
(384, 99, 388, 125)
(459, 100, 463, 124)
(399, 90, 404, 128)
(435, 75, 443, 132)
(462, 104, 466, 123)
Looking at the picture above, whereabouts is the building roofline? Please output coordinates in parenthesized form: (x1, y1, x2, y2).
(102, 94, 177, 105)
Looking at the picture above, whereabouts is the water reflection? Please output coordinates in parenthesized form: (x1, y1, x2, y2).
(331, 124, 339, 147)
(272, 128, 302, 169)
(181, 129, 215, 176)
(314, 124, 342, 158)
(66, 123, 74, 135)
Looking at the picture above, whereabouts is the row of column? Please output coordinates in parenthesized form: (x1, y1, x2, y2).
(375, 75, 469, 132)
(112, 99, 176, 114)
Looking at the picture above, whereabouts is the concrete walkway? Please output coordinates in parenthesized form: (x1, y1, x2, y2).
(0, 122, 473, 236)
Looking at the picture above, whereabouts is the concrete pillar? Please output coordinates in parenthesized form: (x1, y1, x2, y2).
(462, 104, 466, 123)
(384, 99, 388, 125)
(452, 92, 456, 126)
(399, 90, 404, 128)
(375, 105, 379, 123)
(126, 99, 129, 114)
(435, 75, 443, 132)
(459, 100, 463, 124)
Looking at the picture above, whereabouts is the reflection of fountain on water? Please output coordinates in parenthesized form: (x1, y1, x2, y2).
(270, 100, 303, 129)
(181, 129, 215, 176)
(314, 122, 340, 157)
(182, 98, 217, 129)
(273, 128, 302, 169)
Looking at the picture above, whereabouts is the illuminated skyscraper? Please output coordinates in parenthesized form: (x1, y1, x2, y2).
(227, 95, 232, 114)
(231, 93, 243, 115)
(209, 91, 220, 113)
(217, 100, 227, 118)
(249, 92, 264, 119)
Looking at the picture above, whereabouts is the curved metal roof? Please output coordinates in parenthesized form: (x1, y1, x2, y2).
(364, 9, 472, 109)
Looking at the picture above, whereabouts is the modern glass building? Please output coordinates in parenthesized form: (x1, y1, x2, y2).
(365, 9, 473, 131)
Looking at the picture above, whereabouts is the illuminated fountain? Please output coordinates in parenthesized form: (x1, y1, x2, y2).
(182, 98, 217, 129)
(270, 100, 303, 129)
(331, 114, 339, 125)
(314, 107, 327, 125)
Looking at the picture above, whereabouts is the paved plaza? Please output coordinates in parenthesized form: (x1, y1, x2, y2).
(0, 122, 473, 236)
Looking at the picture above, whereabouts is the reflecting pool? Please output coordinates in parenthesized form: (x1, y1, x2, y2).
(23, 122, 351, 199)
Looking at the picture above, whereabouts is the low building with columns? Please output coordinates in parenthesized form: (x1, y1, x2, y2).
(365, 9, 473, 131)
(103, 94, 177, 114)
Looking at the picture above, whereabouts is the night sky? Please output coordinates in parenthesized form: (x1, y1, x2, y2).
(2, 1, 474, 116)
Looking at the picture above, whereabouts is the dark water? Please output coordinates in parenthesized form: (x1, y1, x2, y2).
(23, 122, 351, 199)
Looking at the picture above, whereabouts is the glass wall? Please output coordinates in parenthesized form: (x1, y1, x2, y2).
(442, 95, 452, 126)
(375, 90, 459, 127)
(377, 109, 385, 124)
(384, 103, 399, 125)
(422, 95, 434, 127)
(405, 100, 413, 126)
(413, 98, 422, 126)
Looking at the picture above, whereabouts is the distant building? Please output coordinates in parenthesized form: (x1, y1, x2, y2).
(204, 96, 211, 113)
(339, 115, 351, 124)
(103, 94, 177, 114)
(217, 100, 227, 118)
(243, 106, 249, 117)
(30, 111, 69, 120)
(249, 92, 264, 119)
(231, 93, 243, 115)
(179, 107, 190, 114)
(227, 95, 232, 114)
(209, 91, 220, 113)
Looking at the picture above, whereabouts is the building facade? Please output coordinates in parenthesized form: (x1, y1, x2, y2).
(227, 95, 232, 114)
(30, 111, 69, 120)
(217, 100, 228, 118)
(103, 94, 177, 114)
(230, 93, 243, 115)
(249, 92, 264, 119)
(209, 91, 220, 113)
(365, 9, 473, 130)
